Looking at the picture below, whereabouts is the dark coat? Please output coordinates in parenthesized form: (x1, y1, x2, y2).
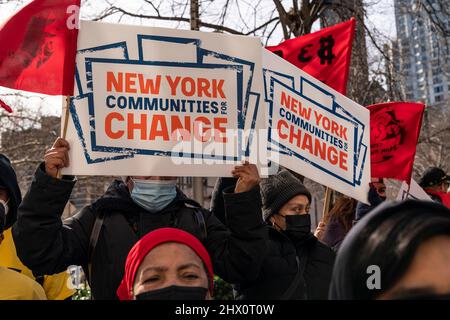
(13, 164, 267, 299)
(237, 228, 336, 300)
(212, 178, 335, 300)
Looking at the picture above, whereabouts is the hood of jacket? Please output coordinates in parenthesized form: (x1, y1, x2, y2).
(0, 154, 22, 228)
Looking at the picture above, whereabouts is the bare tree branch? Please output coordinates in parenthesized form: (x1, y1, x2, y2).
(272, 0, 290, 39)
(93, 5, 245, 34)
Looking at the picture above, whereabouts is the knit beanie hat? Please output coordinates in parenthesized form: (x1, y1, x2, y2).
(260, 169, 312, 221)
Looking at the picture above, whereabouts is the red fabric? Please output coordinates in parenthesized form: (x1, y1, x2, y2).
(0, 98, 12, 113)
(426, 191, 450, 209)
(116, 228, 214, 300)
(368, 102, 425, 183)
(0, 0, 80, 97)
(266, 18, 356, 95)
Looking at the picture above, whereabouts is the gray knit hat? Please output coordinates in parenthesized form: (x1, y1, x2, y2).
(260, 169, 312, 221)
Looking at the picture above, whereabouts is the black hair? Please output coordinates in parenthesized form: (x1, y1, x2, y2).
(330, 200, 450, 299)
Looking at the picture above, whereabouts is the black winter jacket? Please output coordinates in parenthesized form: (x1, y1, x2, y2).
(238, 228, 335, 299)
(13, 164, 267, 299)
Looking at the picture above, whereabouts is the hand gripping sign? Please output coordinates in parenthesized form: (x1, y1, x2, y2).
(262, 50, 371, 203)
(62, 21, 265, 177)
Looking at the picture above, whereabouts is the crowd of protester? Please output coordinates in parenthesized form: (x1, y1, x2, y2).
(1, 137, 449, 300)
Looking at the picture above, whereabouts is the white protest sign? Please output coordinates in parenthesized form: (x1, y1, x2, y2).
(396, 179, 432, 201)
(262, 49, 371, 203)
(63, 21, 266, 176)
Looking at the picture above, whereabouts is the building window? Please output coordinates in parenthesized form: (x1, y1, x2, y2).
(433, 77, 441, 84)
(434, 86, 443, 93)
(435, 95, 443, 102)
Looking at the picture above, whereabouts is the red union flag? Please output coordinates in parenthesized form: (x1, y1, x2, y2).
(368, 102, 425, 183)
(0, 0, 80, 103)
(266, 18, 355, 95)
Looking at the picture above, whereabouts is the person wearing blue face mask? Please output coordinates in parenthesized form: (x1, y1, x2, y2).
(127, 177, 178, 213)
(13, 137, 268, 300)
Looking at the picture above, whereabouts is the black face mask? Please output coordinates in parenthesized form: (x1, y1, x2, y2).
(283, 214, 312, 242)
(135, 285, 208, 300)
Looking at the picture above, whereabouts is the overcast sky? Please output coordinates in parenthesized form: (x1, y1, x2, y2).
(0, 0, 397, 116)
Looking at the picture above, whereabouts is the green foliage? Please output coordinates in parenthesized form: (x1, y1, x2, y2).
(72, 285, 91, 300)
(213, 275, 234, 300)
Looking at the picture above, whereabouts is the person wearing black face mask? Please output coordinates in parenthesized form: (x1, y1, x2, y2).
(117, 228, 213, 300)
(211, 169, 335, 300)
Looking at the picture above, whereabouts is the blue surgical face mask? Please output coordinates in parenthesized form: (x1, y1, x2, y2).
(130, 178, 177, 213)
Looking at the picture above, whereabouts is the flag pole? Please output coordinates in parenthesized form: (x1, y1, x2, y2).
(322, 186, 333, 218)
(406, 180, 412, 198)
(62, 95, 71, 139)
(57, 96, 71, 179)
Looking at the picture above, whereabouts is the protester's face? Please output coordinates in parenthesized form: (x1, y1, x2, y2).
(0, 187, 9, 202)
(372, 181, 386, 198)
(378, 235, 450, 299)
(425, 180, 449, 193)
(271, 195, 309, 230)
(132, 242, 210, 299)
(131, 176, 176, 181)
(440, 181, 449, 193)
(127, 176, 177, 191)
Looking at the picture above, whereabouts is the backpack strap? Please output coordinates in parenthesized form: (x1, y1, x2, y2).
(183, 199, 207, 243)
(87, 211, 105, 293)
(193, 208, 207, 243)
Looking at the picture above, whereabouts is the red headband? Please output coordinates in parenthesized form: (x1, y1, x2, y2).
(116, 228, 214, 300)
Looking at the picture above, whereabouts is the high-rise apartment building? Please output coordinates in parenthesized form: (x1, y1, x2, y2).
(393, 0, 450, 105)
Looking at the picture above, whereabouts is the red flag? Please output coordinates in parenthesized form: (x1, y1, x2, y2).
(368, 102, 425, 183)
(426, 191, 450, 209)
(266, 18, 356, 95)
(0, 0, 80, 100)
